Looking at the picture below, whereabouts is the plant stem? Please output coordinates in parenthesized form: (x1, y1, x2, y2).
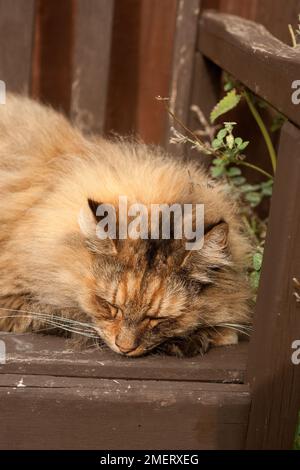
(288, 24, 297, 47)
(243, 90, 277, 174)
(156, 96, 214, 153)
(241, 215, 259, 245)
(237, 161, 273, 179)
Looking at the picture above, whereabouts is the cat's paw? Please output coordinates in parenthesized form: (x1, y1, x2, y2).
(158, 333, 211, 358)
(157, 326, 240, 357)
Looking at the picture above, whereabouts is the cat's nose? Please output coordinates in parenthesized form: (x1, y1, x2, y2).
(117, 345, 137, 354)
(115, 337, 137, 354)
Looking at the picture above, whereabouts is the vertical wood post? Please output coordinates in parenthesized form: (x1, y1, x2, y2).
(246, 121, 300, 449)
(166, 2, 221, 162)
(70, 0, 114, 134)
(0, 0, 35, 94)
(165, 0, 201, 154)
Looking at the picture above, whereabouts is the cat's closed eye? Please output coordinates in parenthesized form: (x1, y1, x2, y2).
(108, 304, 123, 320)
(144, 316, 167, 326)
(95, 297, 123, 320)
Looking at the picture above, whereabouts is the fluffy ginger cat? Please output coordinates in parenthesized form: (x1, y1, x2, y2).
(0, 94, 251, 357)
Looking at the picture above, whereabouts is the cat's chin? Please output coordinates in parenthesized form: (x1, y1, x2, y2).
(117, 345, 151, 358)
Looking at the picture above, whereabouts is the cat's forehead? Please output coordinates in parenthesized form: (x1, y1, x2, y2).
(115, 268, 166, 304)
(114, 266, 187, 313)
(117, 238, 183, 267)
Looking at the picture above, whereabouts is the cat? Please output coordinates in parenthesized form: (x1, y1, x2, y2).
(0, 94, 252, 357)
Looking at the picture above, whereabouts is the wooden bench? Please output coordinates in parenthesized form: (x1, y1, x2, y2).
(0, 0, 299, 450)
(0, 333, 249, 449)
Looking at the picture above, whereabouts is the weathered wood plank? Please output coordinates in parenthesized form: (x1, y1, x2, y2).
(105, 0, 177, 144)
(0, 374, 250, 449)
(255, 0, 300, 45)
(197, 11, 300, 127)
(0, 0, 35, 94)
(165, 0, 201, 152)
(31, 0, 74, 113)
(186, 51, 221, 164)
(219, 0, 258, 21)
(70, 0, 114, 134)
(246, 122, 300, 449)
(0, 333, 248, 383)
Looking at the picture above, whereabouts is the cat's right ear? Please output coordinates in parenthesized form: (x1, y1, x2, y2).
(78, 199, 118, 254)
(88, 198, 102, 223)
(78, 198, 103, 236)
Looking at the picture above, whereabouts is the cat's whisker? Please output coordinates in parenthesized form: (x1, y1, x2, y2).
(0, 313, 100, 339)
(218, 322, 252, 331)
(0, 306, 97, 331)
(215, 322, 252, 336)
(218, 326, 250, 336)
(202, 321, 224, 338)
(2, 325, 60, 335)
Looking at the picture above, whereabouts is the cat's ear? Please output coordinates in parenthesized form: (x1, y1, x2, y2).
(204, 220, 228, 250)
(200, 220, 230, 265)
(180, 220, 230, 267)
(88, 198, 102, 223)
(78, 199, 118, 254)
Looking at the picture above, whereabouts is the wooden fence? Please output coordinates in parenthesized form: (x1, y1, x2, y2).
(2, 0, 299, 144)
(0, 0, 300, 450)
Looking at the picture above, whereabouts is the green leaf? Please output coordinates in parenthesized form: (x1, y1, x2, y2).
(250, 270, 260, 290)
(261, 179, 273, 188)
(212, 139, 222, 149)
(224, 82, 233, 91)
(211, 166, 225, 178)
(223, 73, 236, 92)
(231, 176, 246, 186)
(270, 114, 286, 132)
(226, 166, 241, 177)
(253, 252, 263, 271)
(294, 411, 300, 450)
(240, 184, 261, 193)
(234, 137, 243, 147)
(239, 141, 249, 150)
(245, 191, 262, 205)
(212, 158, 224, 166)
(217, 128, 227, 141)
(261, 186, 273, 196)
(210, 90, 241, 123)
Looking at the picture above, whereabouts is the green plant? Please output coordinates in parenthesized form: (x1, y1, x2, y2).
(158, 73, 285, 292)
(294, 411, 300, 450)
(210, 78, 277, 174)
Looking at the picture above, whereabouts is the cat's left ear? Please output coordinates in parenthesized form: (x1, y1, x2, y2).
(78, 199, 118, 254)
(180, 220, 230, 267)
(87, 198, 104, 223)
(204, 221, 229, 250)
(78, 198, 103, 236)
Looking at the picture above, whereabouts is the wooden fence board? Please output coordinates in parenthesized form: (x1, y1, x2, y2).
(255, 0, 300, 45)
(246, 122, 300, 449)
(0, 0, 35, 94)
(31, 0, 74, 113)
(198, 11, 300, 127)
(165, 0, 201, 151)
(70, 0, 114, 134)
(185, 51, 221, 164)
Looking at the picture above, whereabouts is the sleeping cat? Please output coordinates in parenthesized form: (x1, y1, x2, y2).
(0, 94, 251, 357)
